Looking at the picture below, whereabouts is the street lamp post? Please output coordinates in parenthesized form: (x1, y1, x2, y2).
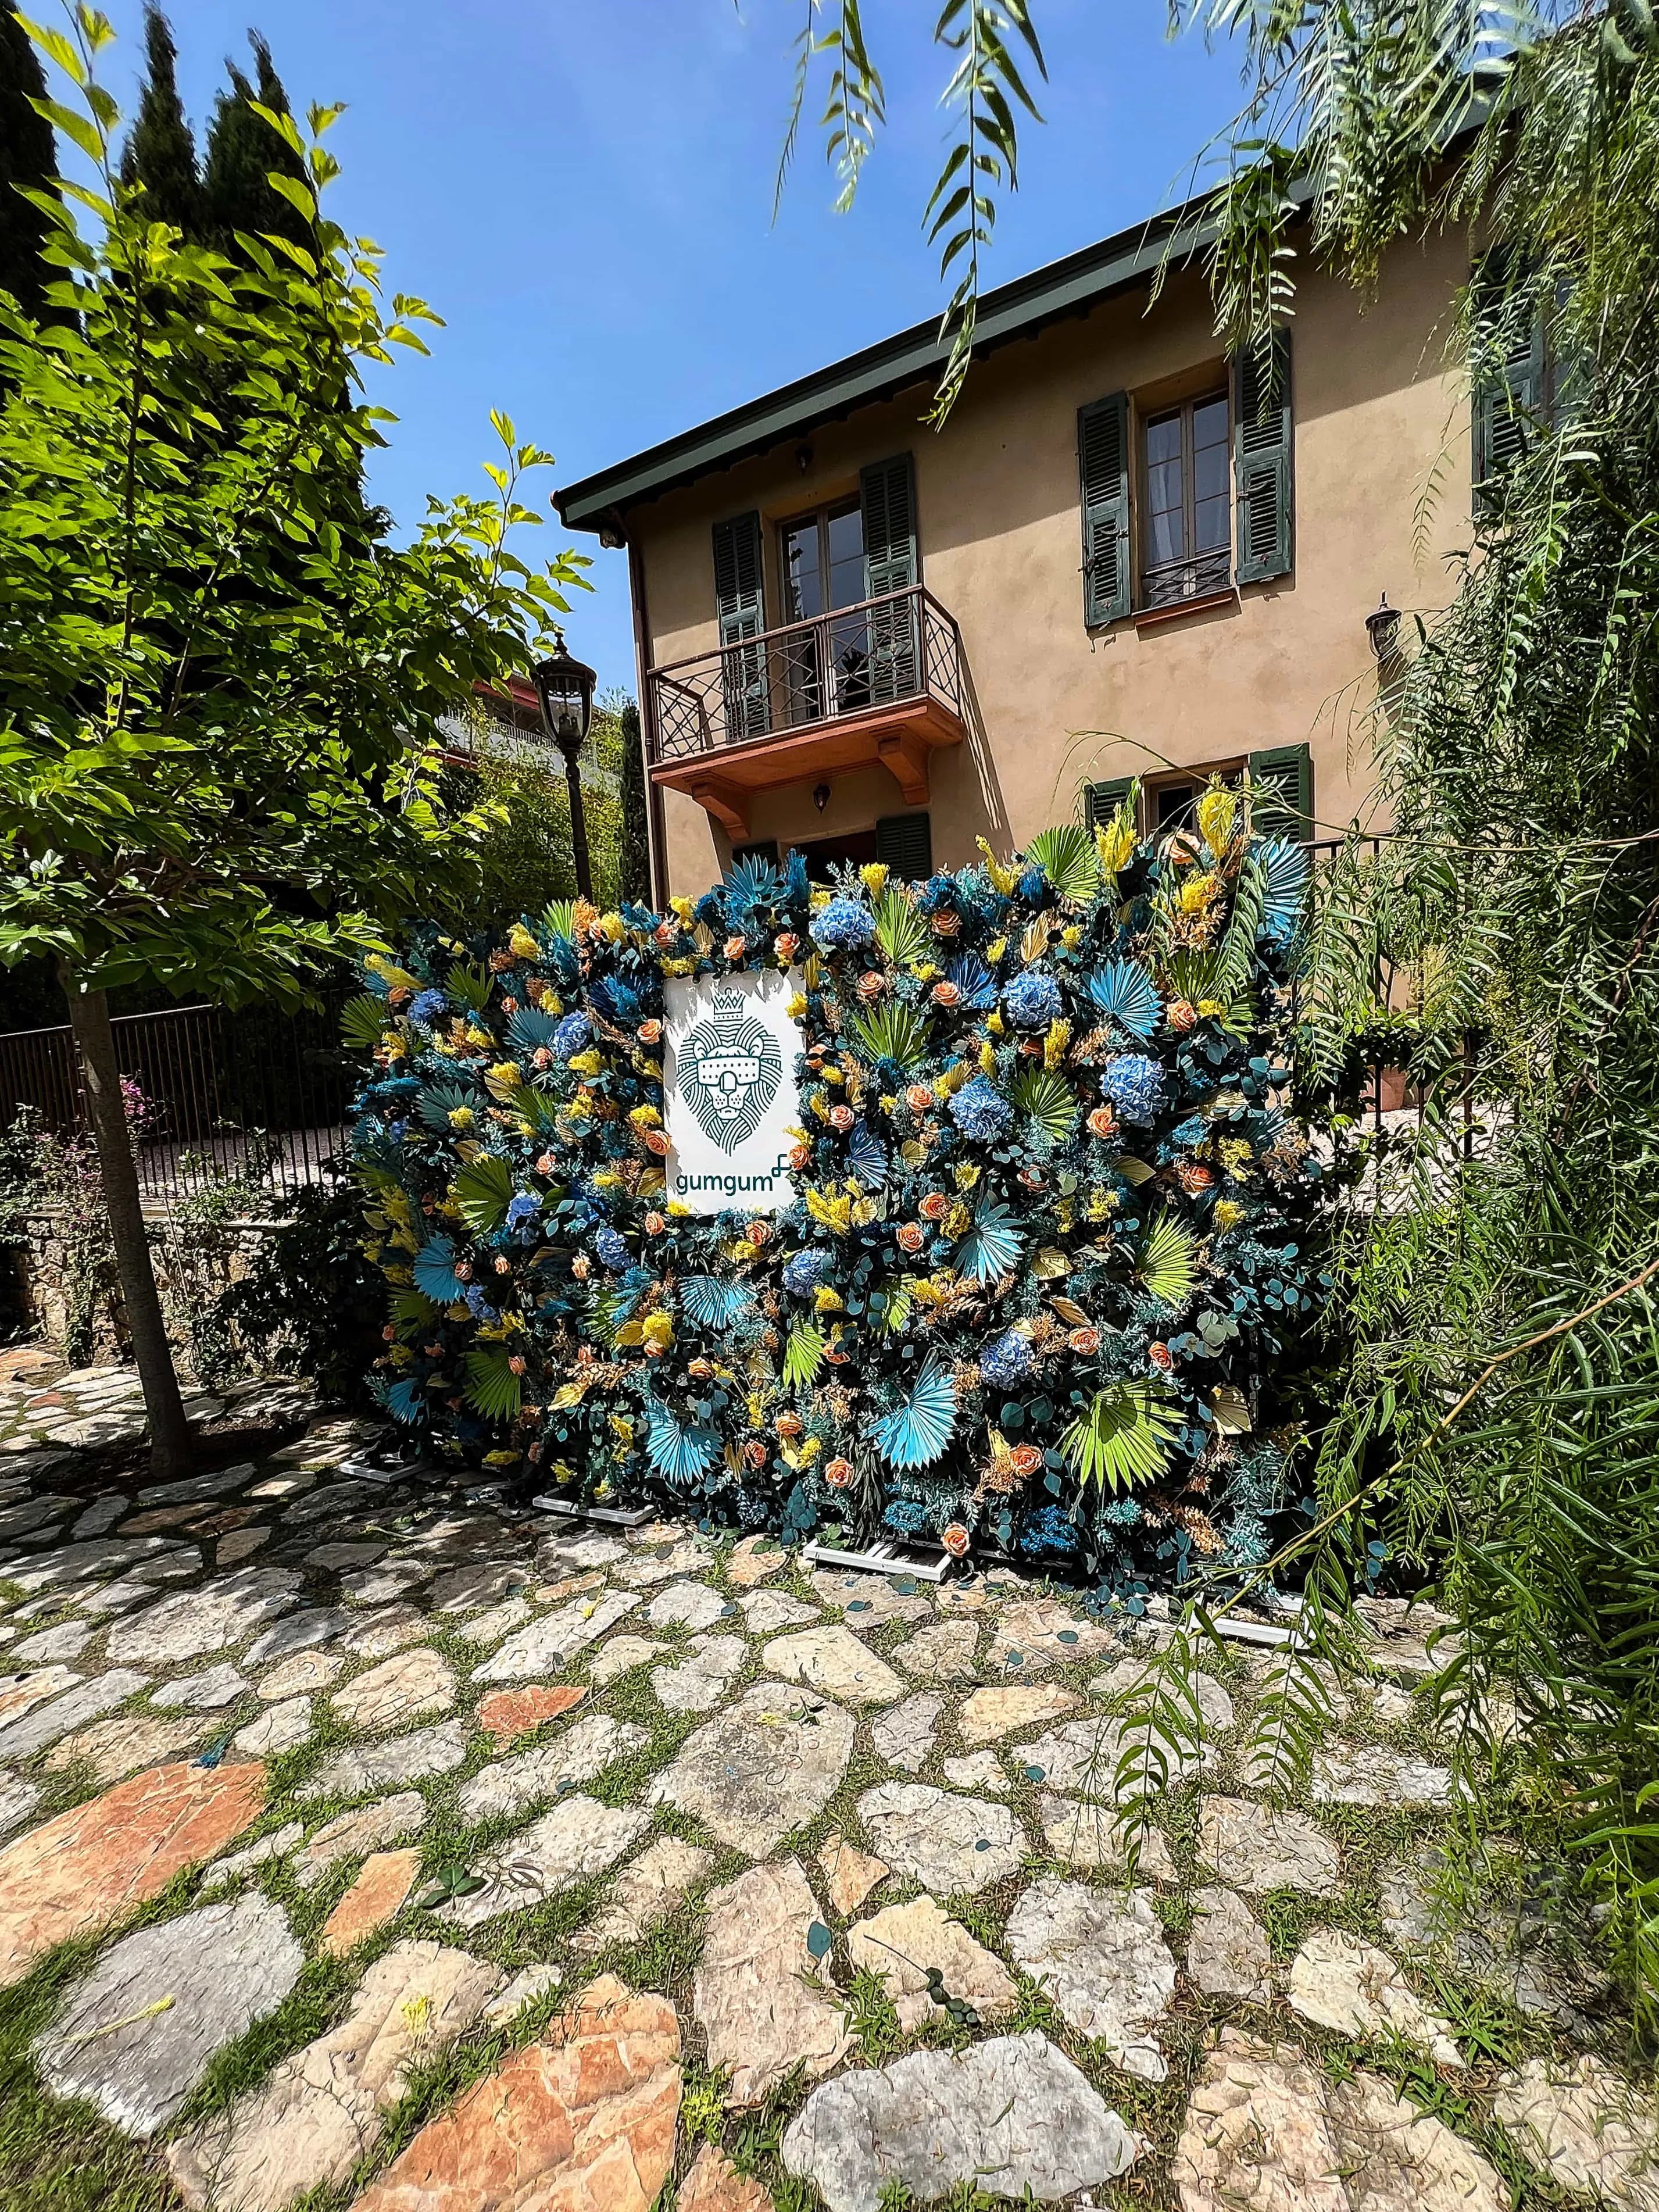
(532, 630, 599, 900)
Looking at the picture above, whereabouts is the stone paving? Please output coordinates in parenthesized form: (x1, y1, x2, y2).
(0, 1359, 1653, 2211)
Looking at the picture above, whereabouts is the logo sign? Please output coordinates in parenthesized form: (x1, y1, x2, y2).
(663, 969, 805, 1214)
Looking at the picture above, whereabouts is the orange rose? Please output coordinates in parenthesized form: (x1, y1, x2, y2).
(932, 911, 962, 938)
(645, 1210, 667, 1235)
(1148, 1341, 1174, 1371)
(825, 1456, 854, 1488)
(571, 1256, 591, 1281)
(931, 981, 961, 1007)
(941, 1521, 971, 1557)
(725, 934, 747, 960)
(494, 1255, 512, 1274)
(829, 1103, 856, 1133)
(1088, 1105, 1117, 1139)
(507, 1353, 527, 1375)
(1011, 1443, 1044, 1477)
(1177, 1162, 1214, 1193)
(857, 971, 885, 1000)
(653, 922, 677, 948)
(1068, 1325, 1102, 1356)
(776, 1410, 804, 1439)
(774, 932, 799, 960)
(688, 1357, 715, 1378)
(919, 1191, 949, 1221)
(896, 1221, 925, 1255)
(1167, 998, 1197, 1032)
(637, 1019, 662, 1044)
(905, 1084, 934, 1114)
(641, 1128, 671, 1156)
(791, 1142, 813, 1171)
(501, 995, 519, 1014)
(748, 1220, 773, 1246)
(743, 1438, 769, 1468)
(537, 1152, 556, 1175)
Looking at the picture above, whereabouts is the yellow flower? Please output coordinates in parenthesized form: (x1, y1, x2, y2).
(944, 1200, 972, 1239)
(447, 1105, 475, 1131)
(850, 1196, 879, 1227)
(860, 862, 890, 895)
(986, 1009, 1006, 1037)
(566, 1095, 592, 1118)
(670, 897, 695, 924)
(567, 1049, 602, 1075)
(1179, 871, 1221, 914)
(1197, 781, 1238, 855)
(814, 1285, 846, 1312)
(1096, 813, 1135, 874)
(823, 1065, 844, 1087)
(788, 994, 808, 1018)
(642, 1312, 674, 1350)
(979, 1040, 996, 1074)
(1061, 926, 1083, 950)
(592, 1169, 621, 1187)
(953, 1162, 981, 1190)
(628, 1104, 662, 1128)
(508, 924, 539, 962)
(879, 1094, 898, 1114)
(465, 1023, 494, 1047)
(914, 961, 939, 982)
(986, 937, 1006, 963)
(975, 838, 1018, 898)
(667, 1200, 691, 1217)
(597, 911, 625, 942)
(1214, 1199, 1246, 1230)
(663, 957, 693, 977)
(610, 1416, 636, 1443)
(806, 1186, 852, 1232)
(1044, 1020, 1071, 1069)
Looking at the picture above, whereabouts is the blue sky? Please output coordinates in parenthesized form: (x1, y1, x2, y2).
(88, 1, 1248, 694)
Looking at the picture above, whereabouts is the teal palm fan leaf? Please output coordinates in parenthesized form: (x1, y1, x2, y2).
(412, 1234, 466, 1304)
(1026, 823, 1102, 905)
(850, 1000, 932, 1069)
(445, 962, 494, 1013)
(454, 1152, 515, 1234)
(341, 992, 391, 1049)
(1010, 1068, 1078, 1143)
(464, 1347, 522, 1423)
(1138, 1213, 1199, 1308)
(507, 1005, 560, 1052)
(1087, 959, 1161, 1038)
(680, 1275, 754, 1329)
(645, 1399, 719, 1484)
(1257, 836, 1311, 945)
(873, 886, 930, 969)
(956, 1196, 1025, 1284)
(416, 1082, 480, 1134)
(1061, 1383, 1181, 1491)
(872, 1354, 958, 1470)
(784, 1321, 826, 1390)
(847, 1120, 890, 1185)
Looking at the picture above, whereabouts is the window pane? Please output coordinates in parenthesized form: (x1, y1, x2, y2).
(826, 503, 866, 610)
(1193, 396, 1230, 553)
(1145, 412, 1185, 567)
(782, 520, 823, 620)
(1156, 781, 1199, 830)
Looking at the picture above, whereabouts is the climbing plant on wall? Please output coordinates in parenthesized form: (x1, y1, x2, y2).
(350, 784, 1325, 1590)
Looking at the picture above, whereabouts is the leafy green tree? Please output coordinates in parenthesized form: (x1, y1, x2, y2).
(117, 2, 200, 237)
(0, 5, 587, 1474)
(618, 698, 652, 906)
(0, 1, 55, 320)
(201, 30, 309, 252)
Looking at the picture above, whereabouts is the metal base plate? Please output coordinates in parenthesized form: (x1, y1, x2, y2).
(532, 1495, 655, 1529)
(801, 1536, 950, 1584)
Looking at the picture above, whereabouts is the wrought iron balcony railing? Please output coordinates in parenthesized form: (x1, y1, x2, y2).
(647, 585, 964, 766)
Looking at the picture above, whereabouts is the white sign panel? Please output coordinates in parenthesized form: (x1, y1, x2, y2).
(663, 967, 806, 1214)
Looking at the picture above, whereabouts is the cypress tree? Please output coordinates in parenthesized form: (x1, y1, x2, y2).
(618, 701, 653, 906)
(119, 6, 202, 236)
(201, 33, 309, 251)
(0, 1, 56, 319)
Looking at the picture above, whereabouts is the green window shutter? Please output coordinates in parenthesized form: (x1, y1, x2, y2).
(875, 810, 933, 883)
(1232, 332, 1294, 584)
(1247, 743, 1311, 838)
(1084, 776, 1136, 834)
(1471, 255, 1545, 509)
(861, 455, 920, 703)
(711, 511, 770, 738)
(1078, 393, 1130, 626)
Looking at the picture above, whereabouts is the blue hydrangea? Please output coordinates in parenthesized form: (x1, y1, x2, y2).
(1003, 969, 1061, 1029)
(948, 1075, 1013, 1142)
(506, 1191, 542, 1232)
(1018, 1503, 1079, 1556)
(1102, 1494, 1143, 1525)
(882, 1499, 930, 1535)
(593, 1224, 631, 1271)
(979, 1328, 1034, 1386)
(409, 988, 447, 1025)
(463, 1284, 496, 1320)
(784, 1248, 828, 1299)
(1017, 864, 1046, 902)
(1101, 1053, 1165, 1124)
(554, 1011, 593, 1062)
(810, 896, 875, 951)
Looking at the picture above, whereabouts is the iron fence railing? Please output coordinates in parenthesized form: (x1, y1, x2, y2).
(0, 1000, 354, 1205)
(648, 584, 964, 765)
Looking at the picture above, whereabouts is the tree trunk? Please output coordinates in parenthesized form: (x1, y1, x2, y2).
(59, 969, 194, 1474)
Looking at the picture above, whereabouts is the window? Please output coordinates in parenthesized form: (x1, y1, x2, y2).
(778, 499, 871, 726)
(1472, 257, 1571, 508)
(1085, 743, 1310, 841)
(1141, 394, 1232, 612)
(1077, 331, 1293, 628)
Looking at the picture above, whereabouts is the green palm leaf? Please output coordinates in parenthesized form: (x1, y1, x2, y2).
(1062, 1383, 1180, 1492)
(850, 999, 932, 1069)
(873, 885, 929, 969)
(1010, 1067, 1079, 1142)
(341, 992, 391, 1049)
(784, 1321, 826, 1390)
(464, 1346, 522, 1422)
(445, 962, 494, 1013)
(453, 1152, 514, 1234)
(1138, 1213, 1199, 1308)
(1026, 823, 1102, 905)
(542, 899, 578, 942)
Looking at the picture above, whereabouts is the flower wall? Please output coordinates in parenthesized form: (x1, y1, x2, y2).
(349, 794, 1325, 1588)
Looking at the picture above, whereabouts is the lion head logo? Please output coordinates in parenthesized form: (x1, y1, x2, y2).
(679, 987, 783, 1154)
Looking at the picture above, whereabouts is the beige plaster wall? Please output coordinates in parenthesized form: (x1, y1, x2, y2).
(632, 233, 1471, 898)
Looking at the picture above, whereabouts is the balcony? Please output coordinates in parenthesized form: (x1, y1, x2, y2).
(646, 585, 965, 841)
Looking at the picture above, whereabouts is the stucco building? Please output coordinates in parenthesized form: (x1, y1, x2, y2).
(555, 191, 1476, 902)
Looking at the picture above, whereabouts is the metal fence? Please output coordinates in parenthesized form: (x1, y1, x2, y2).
(0, 1000, 354, 1206)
